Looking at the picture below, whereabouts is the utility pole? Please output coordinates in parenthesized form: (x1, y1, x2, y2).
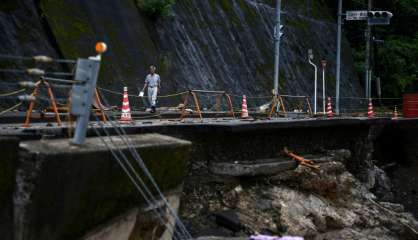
(273, 0, 282, 97)
(321, 59, 327, 114)
(365, 0, 372, 98)
(373, 37, 384, 104)
(308, 49, 318, 114)
(336, 0, 342, 114)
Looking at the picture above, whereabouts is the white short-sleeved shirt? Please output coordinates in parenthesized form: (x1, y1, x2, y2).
(145, 74, 160, 87)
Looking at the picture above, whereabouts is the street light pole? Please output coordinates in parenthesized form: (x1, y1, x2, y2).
(365, 0, 373, 98)
(321, 59, 327, 114)
(273, 0, 282, 97)
(308, 49, 318, 114)
(336, 0, 342, 115)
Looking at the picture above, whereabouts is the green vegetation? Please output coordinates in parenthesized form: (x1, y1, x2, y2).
(136, 0, 175, 19)
(0, 0, 18, 12)
(375, 0, 418, 96)
(40, 0, 94, 59)
(327, 0, 418, 96)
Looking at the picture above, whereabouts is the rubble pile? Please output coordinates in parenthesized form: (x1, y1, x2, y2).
(181, 150, 418, 240)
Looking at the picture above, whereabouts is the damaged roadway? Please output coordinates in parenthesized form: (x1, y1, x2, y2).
(181, 149, 418, 240)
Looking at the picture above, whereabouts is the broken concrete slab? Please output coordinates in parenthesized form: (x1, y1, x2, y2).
(13, 133, 191, 240)
(209, 150, 351, 177)
(209, 159, 298, 177)
(80, 194, 182, 240)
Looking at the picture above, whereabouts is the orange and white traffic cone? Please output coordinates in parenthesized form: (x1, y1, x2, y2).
(120, 87, 132, 123)
(367, 98, 374, 118)
(326, 97, 333, 118)
(392, 106, 399, 119)
(241, 95, 249, 118)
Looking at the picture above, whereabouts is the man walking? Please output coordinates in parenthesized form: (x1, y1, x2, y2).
(139, 65, 161, 113)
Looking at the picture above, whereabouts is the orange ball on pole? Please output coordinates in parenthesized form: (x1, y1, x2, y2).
(95, 42, 107, 54)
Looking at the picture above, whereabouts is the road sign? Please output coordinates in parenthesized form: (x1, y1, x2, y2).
(346, 11, 368, 21)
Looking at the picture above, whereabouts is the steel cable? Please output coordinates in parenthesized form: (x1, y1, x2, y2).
(97, 89, 192, 238)
(0, 102, 22, 116)
(95, 121, 189, 239)
(91, 124, 183, 240)
(97, 111, 192, 239)
(0, 88, 26, 97)
(97, 87, 187, 99)
(0, 68, 74, 77)
(0, 53, 76, 64)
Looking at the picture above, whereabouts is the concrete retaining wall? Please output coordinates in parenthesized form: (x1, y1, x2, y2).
(0, 134, 191, 240)
(0, 137, 19, 240)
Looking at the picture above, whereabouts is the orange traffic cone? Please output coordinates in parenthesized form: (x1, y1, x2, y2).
(241, 95, 249, 118)
(120, 87, 132, 123)
(392, 106, 399, 119)
(367, 98, 374, 118)
(326, 97, 333, 118)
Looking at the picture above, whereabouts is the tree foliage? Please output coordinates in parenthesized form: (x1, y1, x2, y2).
(136, 0, 175, 19)
(375, 0, 418, 95)
(327, 0, 418, 96)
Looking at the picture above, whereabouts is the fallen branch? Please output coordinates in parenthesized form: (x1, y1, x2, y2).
(282, 147, 320, 171)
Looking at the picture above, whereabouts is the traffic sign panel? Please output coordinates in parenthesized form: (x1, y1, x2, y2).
(346, 11, 368, 21)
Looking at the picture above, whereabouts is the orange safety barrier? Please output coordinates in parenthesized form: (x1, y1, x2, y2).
(180, 90, 235, 120)
(220, 92, 235, 118)
(180, 90, 203, 121)
(305, 97, 313, 116)
(268, 95, 287, 118)
(25, 86, 107, 128)
(93, 88, 107, 122)
(24, 79, 62, 127)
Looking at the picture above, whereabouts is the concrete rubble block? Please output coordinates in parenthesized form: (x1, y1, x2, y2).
(14, 133, 191, 240)
(80, 194, 181, 240)
(81, 208, 138, 240)
(210, 149, 351, 178)
(184, 154, 418, 240)
(209, 159, 298, 177)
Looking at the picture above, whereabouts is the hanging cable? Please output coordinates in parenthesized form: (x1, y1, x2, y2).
(91, 123, 184, 240)
(95, 111, 191, 239)
(41, 76, 82, 84)
(0, 88, 26, 97)
(0, 53, 76, 64)
(0, 102, 22, 116)
(0, 68, 74, 77)
(96, 89, 192, 239)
